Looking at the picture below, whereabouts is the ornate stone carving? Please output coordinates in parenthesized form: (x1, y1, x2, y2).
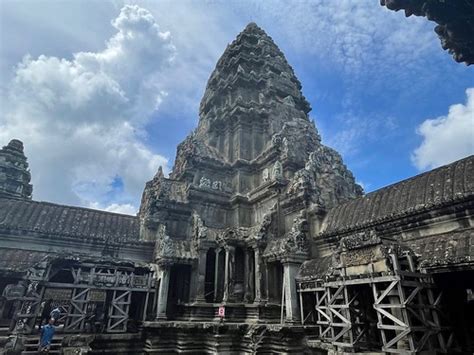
(272, 161, 283, 180)
(155, 225, 174, 258)
(199, 176, 211, 189)
(286, 211, 309, 253)
(211, 180, 222, 190)
(340, 230, 381, 251)
(192, 212, 208, 250)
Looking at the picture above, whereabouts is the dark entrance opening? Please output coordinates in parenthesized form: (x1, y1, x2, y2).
(246, 249, 255, 302)
(205, 248, 216, 303)
(215, 250, 225, 302)
(167, 264, 191, 319)
(347, 284, 381, 351)
(267, 261, 283, 303)
(234, 247, 245, 302)
(435, 270, 474, 352)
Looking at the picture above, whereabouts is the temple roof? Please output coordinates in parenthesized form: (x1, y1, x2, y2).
(321, 155, 474, 236)
(406, 229, 473, 269)
(0, 197, 140, 243)
(0, 248, 49, 275)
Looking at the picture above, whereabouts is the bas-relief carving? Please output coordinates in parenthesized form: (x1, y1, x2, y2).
(192, 212, 208, 251)
(211, 180, 222, 190)
(272, 161, 283, 180)
(199, 176, 211, 189)
(155, 225, 174, 258)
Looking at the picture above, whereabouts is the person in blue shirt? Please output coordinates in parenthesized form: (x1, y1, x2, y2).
(38, 318, 55, 353)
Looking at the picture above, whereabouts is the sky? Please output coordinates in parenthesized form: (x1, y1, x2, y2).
(0, 0, 472, 215)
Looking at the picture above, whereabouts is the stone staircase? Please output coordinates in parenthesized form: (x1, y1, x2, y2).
(21, 334, 63, 354)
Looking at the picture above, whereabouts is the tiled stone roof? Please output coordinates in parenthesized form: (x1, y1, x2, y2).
(297, 255, 333, 280)
(322, 155, 474, 236)
(0, 248, 48, 274)
(0, 198, 140, 243)
(407, 229, 473, 269)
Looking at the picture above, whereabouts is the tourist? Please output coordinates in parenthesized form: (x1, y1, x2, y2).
(37, 299, 53, 329)
(49, 306, 61, 324)
(38, 318, 55, 353)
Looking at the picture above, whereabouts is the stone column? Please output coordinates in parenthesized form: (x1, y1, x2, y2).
(214, 249, 221, 302)
(263, 261, 269, 302)
(223, 246, 235, 302)
(223, 248, 230, 302)
(283, 262, 300, 323)
(244, 249, 250, 302)
(254, 248, 262, 303)
(196, 249, 207, 302)
(156, 265, 171, 320)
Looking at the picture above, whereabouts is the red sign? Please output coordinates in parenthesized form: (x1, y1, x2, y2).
(218, 306, 225, 318)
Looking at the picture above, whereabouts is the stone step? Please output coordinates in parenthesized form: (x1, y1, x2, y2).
(22, 335, 63, 354)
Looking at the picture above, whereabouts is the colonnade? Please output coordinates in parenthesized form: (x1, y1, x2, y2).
(195, 246, 263, 303)
(155, 247, 302, 323)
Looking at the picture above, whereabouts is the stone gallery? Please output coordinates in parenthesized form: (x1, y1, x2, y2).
(0, 23, 473, 354)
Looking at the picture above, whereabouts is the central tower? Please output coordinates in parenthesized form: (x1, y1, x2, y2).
(139, 23, 362, 344)
(196, 22, 311, 163)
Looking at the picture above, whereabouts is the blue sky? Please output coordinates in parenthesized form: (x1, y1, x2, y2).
(0, 1, 472, 214)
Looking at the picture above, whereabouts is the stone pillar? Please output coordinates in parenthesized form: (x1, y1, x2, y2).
(244, 249, 255, 302)
(156, 265, 171, 320)
(196, 249, 207, 302)
(263, 261, 269, 302)
(254, 248, 262, 303)
(214, 249, 221, 302)
(223, 246, 235, 302)
(283, 262, 300, 323)
(223, 248, 230, 302)
(189, 263, 198, 301)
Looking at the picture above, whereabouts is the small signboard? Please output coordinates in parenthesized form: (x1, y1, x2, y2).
(218, 306, 225, 318)
(43, 288, 73, 300)
(89, 289, 106, 302)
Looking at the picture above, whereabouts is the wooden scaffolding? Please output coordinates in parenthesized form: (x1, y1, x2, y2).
(298, 252, 455, 354)
(11, 261, 155, 335)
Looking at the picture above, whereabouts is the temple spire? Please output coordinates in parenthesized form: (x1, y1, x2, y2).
(196, 22, 311, 163)
(0, 139, 33, 199)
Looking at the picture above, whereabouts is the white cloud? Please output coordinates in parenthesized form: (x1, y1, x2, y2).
(235, 0, 436, 76)
(412, 88, 474, 170)
(88, 202, 137, 215)
(0, 5, 174, 209)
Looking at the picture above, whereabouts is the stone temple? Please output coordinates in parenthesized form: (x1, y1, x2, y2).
(0, 23, 473, 354)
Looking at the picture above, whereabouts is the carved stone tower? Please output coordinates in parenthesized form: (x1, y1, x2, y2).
(0, 139, 33, 200)
(139, 23, 362, 325)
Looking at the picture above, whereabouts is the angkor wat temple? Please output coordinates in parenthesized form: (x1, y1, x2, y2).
(0, 23, 473, 355)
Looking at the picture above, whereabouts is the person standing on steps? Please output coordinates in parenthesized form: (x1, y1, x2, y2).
(38, 318, 55, 353)
(49, 306, 61, 325)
